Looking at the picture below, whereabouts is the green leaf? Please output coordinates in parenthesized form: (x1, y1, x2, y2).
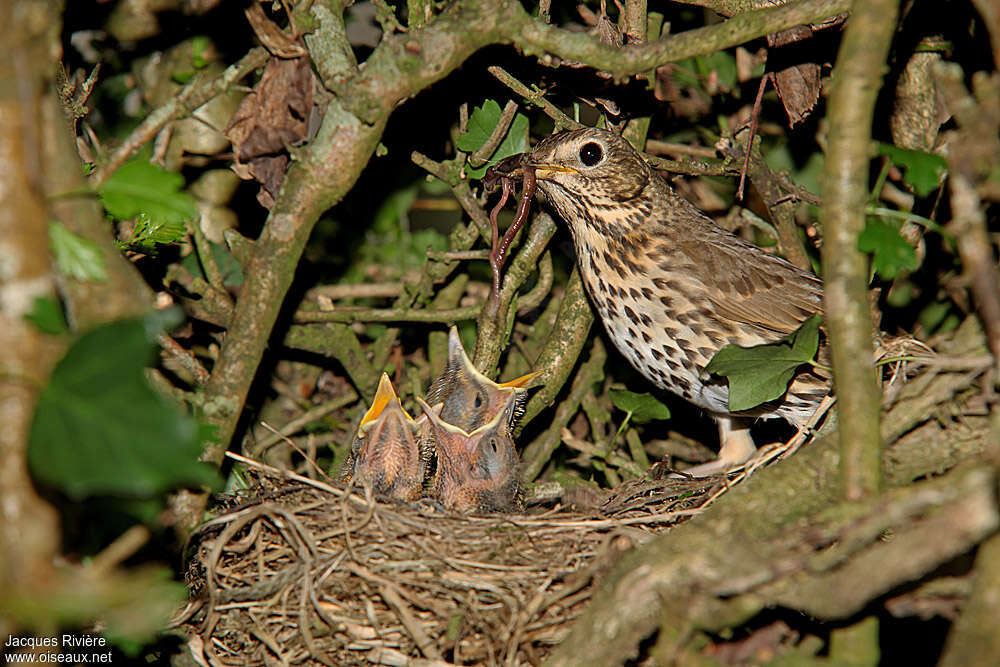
(98, 159, 198, 228)
(49, 220, 107, 282)
(372, 183, 420, 235)
(190, 35, 212, 69)
(877, 143, 948, 197)
(608, 389, 671, 422)
(457, 99, 503, 152)
(119, 212, 188, 252)
(669, 58, 701, 88)
(705, 314, 822, 412)
(28, 316, 219, 499)
(24, 296, 68, 335)
(858, 218, 920, 280)
(699, 51, 738, 90)
(180, 239, 245, 287)
(457, 100, 529, 178)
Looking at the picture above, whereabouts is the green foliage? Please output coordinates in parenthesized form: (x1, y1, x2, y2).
(5, 564, 188, 647)
(25, 296, 69, 335)
(608, 388, 671, 422)
(49, 220, 107, 282)
(98, 159, 197, 238)
(456, 99, 530, 178)
(119, 212, 188, 253)
(705, 314, 822, 412)
(858, 218, 920, 280)
(877, 143, 948, 197)
(181, 239, 245, 288)
(667, 51, 738, 92)
(29, 315, 218, 499)
(172, 35, 213, 83)
(342, 182, 449, 283)
(919, 299, 961, 336)
(700, 51, 738, 90)
(373, 184, 420, 234)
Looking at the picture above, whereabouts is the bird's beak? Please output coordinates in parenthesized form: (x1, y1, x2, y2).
(359, 372, 412, 431)
(497, 371, 540, 389)
(531, 163, 577, 180)
(445, 326, 538, 392)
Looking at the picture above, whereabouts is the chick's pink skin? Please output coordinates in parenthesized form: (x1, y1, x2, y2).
(343, 373, 425, 501)
(417, 396, 523, 513)
(425, 327, 537, 433)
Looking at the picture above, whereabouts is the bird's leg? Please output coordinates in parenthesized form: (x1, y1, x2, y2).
(681, 415, 757, 477)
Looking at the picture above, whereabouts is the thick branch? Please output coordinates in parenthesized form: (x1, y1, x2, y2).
(819, 0, 896, 500)
(940, 532, 1000, 666)
(0, 0, 62, 621)
(505, 0, 850, 76)
(544, 429, 997, 666)
(519, 269, 594, 433)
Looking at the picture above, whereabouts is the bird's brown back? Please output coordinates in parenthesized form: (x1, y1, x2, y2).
(527, 128, 828, 425)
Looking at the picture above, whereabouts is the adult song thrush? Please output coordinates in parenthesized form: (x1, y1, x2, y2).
(340, 373, 429, 500)
(523, 128, 829, 475)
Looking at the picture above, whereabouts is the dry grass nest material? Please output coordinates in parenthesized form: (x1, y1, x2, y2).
(178, 458, 725, 666)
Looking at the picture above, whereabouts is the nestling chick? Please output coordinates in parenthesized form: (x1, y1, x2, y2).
(417, 395, 523, 513)
(425, 326, 537, 433)
(340, 373, 428, 501)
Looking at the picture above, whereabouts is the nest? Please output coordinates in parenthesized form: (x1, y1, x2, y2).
(178, 457, 721, 666)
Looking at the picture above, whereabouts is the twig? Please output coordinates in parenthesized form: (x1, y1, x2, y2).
(737, 71, 771, 201)
(91, 48, 268, 186)
(488, 66, 583, 132)
(224, 451, 358, 500)
(89, 525, 151, 575)
(252, 389, 359, 456)
(646, 155, 734, 176)
(932, 65, 1000, 367)
(293, 303, 482, 324)
(721, 128, 812, 271)
(159, 333, 211, 385)
(188, 219, 227, 294)
(517, 251, 554, 314)
(470, 100, 519, 165)
(412, 151, 492, 242)
(645, 140, 717, 159)
(426, 250, 490, 261)
(522, 337, 606, 481)
(508, 0, 852, 76)
(165, 265, 235, 327)
(519, 269, 595, 433)
(308, 283, 404, 300)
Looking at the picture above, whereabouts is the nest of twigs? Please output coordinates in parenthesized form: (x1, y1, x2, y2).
(179, 457, 722, 666)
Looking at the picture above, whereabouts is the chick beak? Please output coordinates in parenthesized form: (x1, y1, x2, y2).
(350, 373, 423, 500)
(358, 372, 413, 433)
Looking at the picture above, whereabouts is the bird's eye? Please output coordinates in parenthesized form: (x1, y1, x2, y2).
(579, 142, 603, 167)
(474, 393, 483, 409)
(490, 438, 498, 454)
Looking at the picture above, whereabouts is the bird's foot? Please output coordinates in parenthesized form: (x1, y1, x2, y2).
(672, 416, 757, 478)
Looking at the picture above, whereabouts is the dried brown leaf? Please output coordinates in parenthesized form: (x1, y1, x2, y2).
(245, 3, 307, 58)
(225, 56, 314, 207)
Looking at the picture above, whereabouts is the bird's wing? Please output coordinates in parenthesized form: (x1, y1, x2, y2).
(678, 225, 823, 336)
